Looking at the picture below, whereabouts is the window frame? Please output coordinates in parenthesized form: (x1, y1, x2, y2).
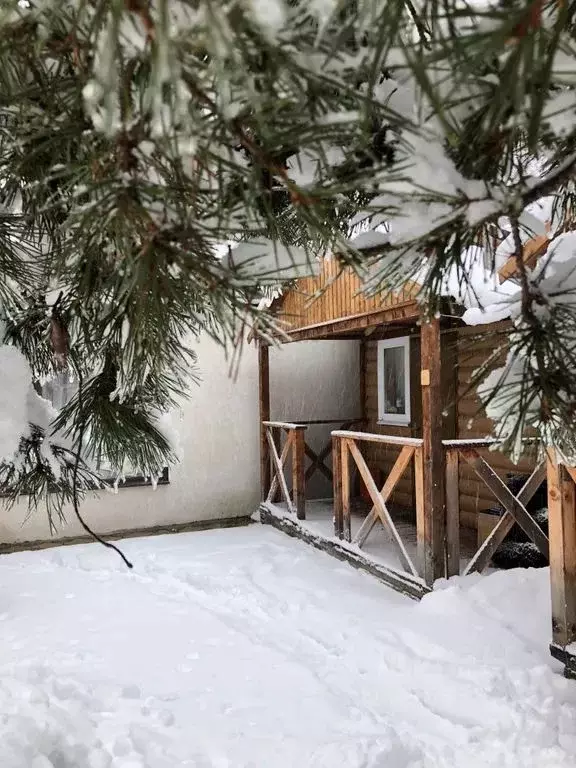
(40, 373, 170, 490)
(377, 336, 411, 426)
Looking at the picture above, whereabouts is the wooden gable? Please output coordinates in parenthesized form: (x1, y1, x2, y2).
(276, 257, 421, 336)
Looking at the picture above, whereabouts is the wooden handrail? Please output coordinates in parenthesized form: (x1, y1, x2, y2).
(332, 430, 423, 447)
(442, 438, 500, 447)
(263, 420, 307, 430)
(442, 437, 540, 447)
(285, 417, 365, 425)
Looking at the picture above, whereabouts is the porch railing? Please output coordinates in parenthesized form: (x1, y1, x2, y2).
(263, 417, 363, 520)
(263, 421, 307, 519)
(443, 439, 548, 577)
(329, 432, 552, 586)
(264, 425, 553, 585)
(332, 430, 425, 581)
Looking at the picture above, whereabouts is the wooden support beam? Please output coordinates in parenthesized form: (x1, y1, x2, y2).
(357, 339, 367, 498)
(548, 453, 576, 675)
(359, 339, 367, 422)
(341, 439, 351, 542)
(281, 304, 420, 342)
(414, 446, 425, 578)
(498, 231, 549, 284)
(333, 437, 343, 538)
(292, 427, 306, 520)
(258, 345, 271, 501)
(445, 448, 460, 578)
(420, 317, 446, 584)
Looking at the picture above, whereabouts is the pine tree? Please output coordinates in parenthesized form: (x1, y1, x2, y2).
(0, 0, 574, 538)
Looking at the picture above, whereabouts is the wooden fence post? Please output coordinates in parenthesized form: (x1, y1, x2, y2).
(333, 436, 343, 538)
(420, 317, 446, 583)
(341, 439, 352, 542)
(292, 426, 306, 520)
(445, 448, 460, 577)
(258, 344, 270, 501)
(548, 451, 576, 678)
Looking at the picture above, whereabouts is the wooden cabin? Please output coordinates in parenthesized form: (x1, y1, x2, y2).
(258, 258, 535, 528)
(256, 239, 576, 678)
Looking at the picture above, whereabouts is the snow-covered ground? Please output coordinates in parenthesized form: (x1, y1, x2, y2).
(1, 525, 576, 768)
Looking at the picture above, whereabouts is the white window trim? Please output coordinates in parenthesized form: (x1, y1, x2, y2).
(377, 336, 411, 426)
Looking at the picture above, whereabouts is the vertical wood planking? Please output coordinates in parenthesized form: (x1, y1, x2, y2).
(420, 317, 446, 584)
(332, 436, 343, 537)
(548, 453, 576, 652)
(345, 263, 352, 320)
(258, 344, 271, 500)
(292, 427, 307, 520)
(326, 258, 335, 321)
(445, 448, 460, 577)
(334, 261, 342, 321)
(276, 258, 423, 332)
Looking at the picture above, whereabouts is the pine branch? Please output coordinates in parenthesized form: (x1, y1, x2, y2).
(71, 371, 133, 568)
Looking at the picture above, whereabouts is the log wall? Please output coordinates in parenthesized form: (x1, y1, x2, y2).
(455, 322, 536, 530)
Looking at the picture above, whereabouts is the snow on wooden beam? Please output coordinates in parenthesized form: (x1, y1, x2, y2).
(498, 228, 550, 284)
(259, 503, 430, 601)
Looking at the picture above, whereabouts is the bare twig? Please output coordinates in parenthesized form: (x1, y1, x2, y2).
(72, 372, 133, 569)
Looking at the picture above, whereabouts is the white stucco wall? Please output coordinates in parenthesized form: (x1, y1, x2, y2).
(0, 336, 358, 546)
(270, 340, 360, 498)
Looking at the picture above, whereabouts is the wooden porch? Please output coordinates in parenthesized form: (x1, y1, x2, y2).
(260, 420, 547, 577)
(255, 259, 576, 678)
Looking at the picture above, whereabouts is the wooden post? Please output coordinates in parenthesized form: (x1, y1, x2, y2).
(359, 338, 367, 423)
(420, 317, 446, 584)
(548, 452, 576, 678)
(292, 426, 306, 520)
(258, 344, 271, 501)
(333, 436, 343, 537)
(341, 439, 352, 542)
(445, 448, 460, 577)
(414, 446, 425, 576)
(356, 338, 367, 498)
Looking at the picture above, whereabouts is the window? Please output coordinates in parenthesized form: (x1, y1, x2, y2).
(42, 372, 169, 488)
(377, 337, 411, 426)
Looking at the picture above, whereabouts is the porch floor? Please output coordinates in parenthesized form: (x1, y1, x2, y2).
(267, 498, 478, 577)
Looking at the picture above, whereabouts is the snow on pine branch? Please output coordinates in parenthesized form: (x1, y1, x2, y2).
(0, 345, 83, 485)
(458, 229, 576, 460)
